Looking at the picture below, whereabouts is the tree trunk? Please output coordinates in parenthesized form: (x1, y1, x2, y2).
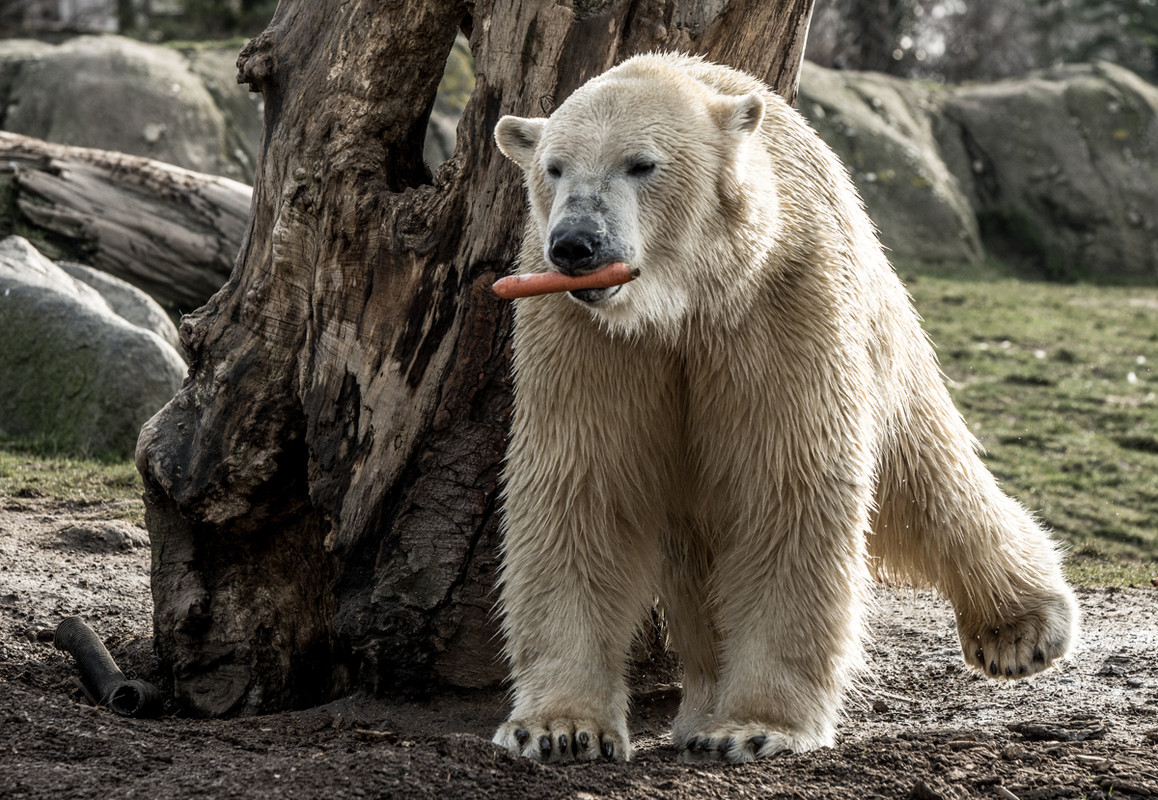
(136, 0, 815, 717)
(0, 132, 248, 315)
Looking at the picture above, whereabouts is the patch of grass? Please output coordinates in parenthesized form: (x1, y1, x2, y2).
(907, 275, 1158, 586)
(0, 438, 143, 524)
(896, 253, 1018, 284)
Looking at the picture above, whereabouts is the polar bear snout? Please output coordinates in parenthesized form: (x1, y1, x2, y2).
(548, 221, 603, 275)
(546, 218, 635, 304)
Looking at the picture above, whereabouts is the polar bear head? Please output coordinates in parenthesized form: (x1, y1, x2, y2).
(495, 54, 776, 337)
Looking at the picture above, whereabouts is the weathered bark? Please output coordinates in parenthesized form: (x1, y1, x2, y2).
(136, 0, 815, 716)
(0, 132, 249, 315)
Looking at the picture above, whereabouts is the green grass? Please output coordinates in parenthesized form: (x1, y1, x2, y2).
(2, 274, 1155, 585)
(0, 439, 144, 525)
(907, 273, 1158, 586)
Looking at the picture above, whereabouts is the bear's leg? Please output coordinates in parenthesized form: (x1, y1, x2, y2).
(681, 488, 871, 763)
(872, 402, 1079, 679)
(659, 526, 720, 748)
(492, 304, 683, 763)
(492, 517, 660, 763)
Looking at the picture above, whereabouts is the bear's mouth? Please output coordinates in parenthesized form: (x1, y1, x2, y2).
(568, 285, 622, 304)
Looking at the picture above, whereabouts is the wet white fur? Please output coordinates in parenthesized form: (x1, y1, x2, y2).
(491, 53, 1078, 764)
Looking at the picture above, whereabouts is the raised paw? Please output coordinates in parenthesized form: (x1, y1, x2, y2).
(957, 590, 1078, 680)
(493, 718, 631, 763)
(677, 723, 807, 764)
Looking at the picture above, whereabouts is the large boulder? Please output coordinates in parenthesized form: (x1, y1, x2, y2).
(799, 63, 983, 268)
(180, 44, 264, 180)
(0, 36, 259, 182)
(939, 62, 1158, 282)
(57, 261, 181, 351)
(800, 60, 1158, 282)
(0, 236, 186, 458)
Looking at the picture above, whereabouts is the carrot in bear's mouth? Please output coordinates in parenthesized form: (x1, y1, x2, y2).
(492, 262, 639, 299)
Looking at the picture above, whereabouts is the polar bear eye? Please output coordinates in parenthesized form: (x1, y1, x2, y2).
(626, 159, 657, 178)
(545, 162, 563, 179)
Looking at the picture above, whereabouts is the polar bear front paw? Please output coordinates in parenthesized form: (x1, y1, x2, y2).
(957, 591, 1078, 679)
(493, 718, 631, 762)
(677, 723, 810, 764)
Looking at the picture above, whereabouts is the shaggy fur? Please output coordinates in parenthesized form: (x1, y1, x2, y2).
(491, 53, 1079, 764)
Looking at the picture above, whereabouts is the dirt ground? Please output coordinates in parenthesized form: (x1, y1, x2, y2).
(1, 497, 1156, 800)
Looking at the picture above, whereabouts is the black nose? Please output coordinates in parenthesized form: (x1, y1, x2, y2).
(548, 224, 600, 274)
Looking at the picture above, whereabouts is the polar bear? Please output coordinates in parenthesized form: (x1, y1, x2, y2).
(490, 53, 1078, 764)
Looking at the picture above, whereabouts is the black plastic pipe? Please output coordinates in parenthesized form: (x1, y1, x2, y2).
(53, 616, 162, 718)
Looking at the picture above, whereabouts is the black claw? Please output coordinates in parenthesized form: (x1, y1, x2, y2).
(688, 736, 707, 752)
(601, 739, 615, 759)
(1033, 649, 1045, 663)
(538, 735, 552, 755)
(576, 731, 590, 750)
(557, 733, 569, 753)
(1005, 665, 1014, 677)
(989, 660, 998, 676)
(1018, 665, 1027, 675)
(975, 648, 984, 664)
(748, 734, 767, 751)
(717, 737, 734, 754)
(515, 728, 530, 747)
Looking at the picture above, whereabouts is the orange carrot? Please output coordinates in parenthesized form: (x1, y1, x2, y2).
(492, 262, 639, 299)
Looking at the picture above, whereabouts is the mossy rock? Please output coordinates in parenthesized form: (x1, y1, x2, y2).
(799, 63, 984, 269)
(0, 236, 186, 459)
(0, 35, 254, 182)
(940, 62, 1158, 283)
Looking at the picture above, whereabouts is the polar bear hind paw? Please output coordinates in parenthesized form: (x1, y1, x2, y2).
(493, 718, 631, 762)
(957, 591, 1078, 680)
(678, 723, 813, 764)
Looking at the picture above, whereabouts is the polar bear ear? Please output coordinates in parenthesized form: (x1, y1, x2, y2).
(495, 116, 547, 169)
(712, 92, 765, 137)
(712, 93, 766, 208)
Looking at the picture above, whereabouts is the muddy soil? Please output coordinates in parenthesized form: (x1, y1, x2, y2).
(1, 497, 1156, 800)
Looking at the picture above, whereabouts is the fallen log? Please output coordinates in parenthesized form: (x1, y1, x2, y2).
(0, 131, 251, 315)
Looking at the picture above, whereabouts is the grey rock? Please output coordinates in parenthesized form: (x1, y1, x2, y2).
(799, 63, 984, 269)
(57, 261, 180, 351)
(800, 60, 1158, 282)
(0, 236, 186, 458)
(939, 61, 1158, 282)
(181, 44, 264, 181)
(0, 35, 253, 181)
